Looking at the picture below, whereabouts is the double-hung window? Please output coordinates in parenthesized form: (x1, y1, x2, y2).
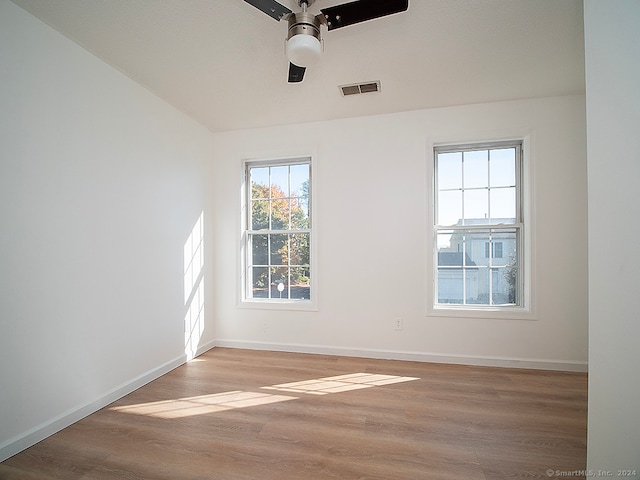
(434, 141, 523, 308)
(243, 158, 312, 303)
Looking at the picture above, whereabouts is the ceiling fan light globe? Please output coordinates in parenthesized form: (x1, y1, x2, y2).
(286, 34, 322, 67)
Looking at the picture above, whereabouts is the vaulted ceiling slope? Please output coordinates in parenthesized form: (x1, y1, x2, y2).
(11, 0, 585, 133)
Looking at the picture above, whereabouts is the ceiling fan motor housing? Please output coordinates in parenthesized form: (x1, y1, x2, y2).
(243, 0, 409, 82)
(286, 12, 322, 67)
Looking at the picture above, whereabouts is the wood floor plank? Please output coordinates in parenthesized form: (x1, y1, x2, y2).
(1, 348, 587, 480)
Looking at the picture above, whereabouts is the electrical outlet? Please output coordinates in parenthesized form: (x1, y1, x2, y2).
(394, 317, 403, 331)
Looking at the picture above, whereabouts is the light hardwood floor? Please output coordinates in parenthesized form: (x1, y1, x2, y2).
(1, 348, 587, 480)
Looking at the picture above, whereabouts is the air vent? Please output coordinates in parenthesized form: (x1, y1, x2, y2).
(339, 81, 381, 96)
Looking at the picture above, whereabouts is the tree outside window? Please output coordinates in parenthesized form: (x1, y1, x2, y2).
(245, 160, 311, 301)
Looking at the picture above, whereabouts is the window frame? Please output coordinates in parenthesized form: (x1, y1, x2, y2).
(428, 138, 534, 319)
(239, 155, 317, 311)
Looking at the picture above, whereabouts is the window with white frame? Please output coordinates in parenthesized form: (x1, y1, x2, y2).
(244, 158, 311, 302)
(434, 141, 523, 307)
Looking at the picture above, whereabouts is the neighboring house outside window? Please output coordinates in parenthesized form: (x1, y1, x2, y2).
(243, 157, 312, 304)
(434, 141, 523, 307)
(485, 241, 503, 259)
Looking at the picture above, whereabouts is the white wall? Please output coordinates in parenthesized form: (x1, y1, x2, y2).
(0, 0, 214, 460)
(211, 94, 588, 371)
(585, 1, 640, 474)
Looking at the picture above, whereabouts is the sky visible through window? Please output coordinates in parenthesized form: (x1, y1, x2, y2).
(435, 144, 521, 306)
(250, 164, 309, 199)
(436, 147, 517, 249)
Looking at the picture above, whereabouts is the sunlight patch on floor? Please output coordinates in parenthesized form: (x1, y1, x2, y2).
(109, 372, 420, 419)
(111, 391, 297, 419)
(262, 373, 420, 395)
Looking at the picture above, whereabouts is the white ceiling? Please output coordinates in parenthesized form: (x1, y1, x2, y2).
(11, 0, 585, 133)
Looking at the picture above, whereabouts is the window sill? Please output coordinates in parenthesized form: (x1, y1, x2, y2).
(238, 299, 318, 312)
(427, 304, 536, 321)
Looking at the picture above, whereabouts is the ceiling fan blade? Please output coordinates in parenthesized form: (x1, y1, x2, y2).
(320, 0, 408, 31)
(288, 63, 306, 83)
(244, 0, 292, 21)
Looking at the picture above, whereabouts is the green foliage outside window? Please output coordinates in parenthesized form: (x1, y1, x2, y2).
(249, 178, 310, 297)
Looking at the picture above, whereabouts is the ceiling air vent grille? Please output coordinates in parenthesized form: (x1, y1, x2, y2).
(340, 81, 381, 96)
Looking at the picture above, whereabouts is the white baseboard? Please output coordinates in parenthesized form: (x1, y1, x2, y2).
(0, 340, 217, 463)
(213, 339, 588, 373)
(194, 339, 217, 358)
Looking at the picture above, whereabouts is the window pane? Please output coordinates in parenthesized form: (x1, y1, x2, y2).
(463, 150, 488, 188)
(464, 231, 488, 267)
(498, 266, 518, 304)
(251, 267, 269, 298)
(251, 200, 269, 230)
(251, 182, 270, 202)
(289, 233, 310, 266)
(438, 190, 462, 226)
(492, 230, 518, 304)
(290, 267, 310, 300)
(490, 187, 516, 222)
(494, 242, 503, 259)
(270, 267, 289, 299)
(437, 152, 462, 190)
(250, 167, 269, 193)
(437, 231, 454, 250)
(270, 198, 290, 230)
(437, 268, 463, 304)
(492, 230, 517, 266)
(466, 267, 487, 304)
(290, 197, 309, 229)
(270, 166, 289, 197)
(464, 189, 488, 222)
(490, 148, 516, 187)
(251, 234, 268, 266)
(438, 249, 463, 267)
(270, 234, 288, 265)
(290, 164, 309, 197)
(490, 267, 514, 305)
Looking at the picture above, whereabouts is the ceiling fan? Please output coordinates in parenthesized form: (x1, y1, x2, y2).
(244, 0, 409, 83)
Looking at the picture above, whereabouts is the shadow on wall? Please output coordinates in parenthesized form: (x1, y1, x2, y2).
(184, 212, 204, 360)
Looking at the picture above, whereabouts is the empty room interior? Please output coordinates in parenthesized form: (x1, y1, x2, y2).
(1, 0, 638, 478)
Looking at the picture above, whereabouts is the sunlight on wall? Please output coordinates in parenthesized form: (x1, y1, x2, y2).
(110, 372, 419, 419)
(184, 212, 204, 360)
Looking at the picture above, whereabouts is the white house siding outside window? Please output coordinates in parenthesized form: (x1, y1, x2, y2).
(243, 158, 312, 303)
(434, 141, 523, 307)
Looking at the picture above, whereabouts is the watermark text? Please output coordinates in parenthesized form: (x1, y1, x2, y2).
(546, 470, 637, 478)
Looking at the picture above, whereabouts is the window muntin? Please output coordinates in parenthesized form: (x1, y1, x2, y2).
(245, 159, 311, 302)
(434, 142, 522, 307)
